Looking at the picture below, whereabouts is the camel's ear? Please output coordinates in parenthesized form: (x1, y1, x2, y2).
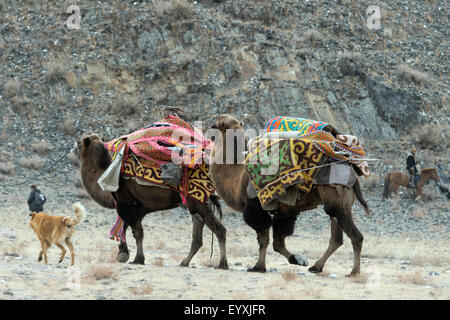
(240, 121, 244, 127)
(82, 136, 91, 147)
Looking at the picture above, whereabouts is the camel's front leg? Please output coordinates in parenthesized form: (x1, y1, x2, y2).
(130, 220, 145, 265)
(272, 214, 308, 267)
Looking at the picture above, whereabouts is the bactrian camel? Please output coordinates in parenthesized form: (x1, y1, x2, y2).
(209, 114, 372, 276)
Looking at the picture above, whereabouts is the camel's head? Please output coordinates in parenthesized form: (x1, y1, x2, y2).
(78, 134, 111, 170)
(211, 114, 244, 132)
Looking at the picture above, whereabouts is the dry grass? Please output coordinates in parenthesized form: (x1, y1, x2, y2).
(83, 265, 119, 282)
(43, 55, 69, 83)
(152, 257, 164, 267)
(411, 209, 426, 219)
(22, 155, 46, 170)
(153, 0, 194, 20)
(397, 64, 432, 85)
(0, 162, 15, 176)
(110, 95, 142, 117)
(300, 29, 323, 46)
(62, 119, 77, 135)
(30, 141, 52, 154)
(130, 283, 154, 296)
(398, 271, 428, 286)
(280, 270, 299, 282)
(3, 79, 21, 97)
(413, 123, 447, 151)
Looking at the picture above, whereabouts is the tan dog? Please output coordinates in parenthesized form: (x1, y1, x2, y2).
(30, 203, 85, 266)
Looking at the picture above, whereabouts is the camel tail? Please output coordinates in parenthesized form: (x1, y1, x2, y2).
(210, 194, 223, 221)
(382, 173, 390, 199)
(70, 202, 85, 226)
(354, 179, 373, 216)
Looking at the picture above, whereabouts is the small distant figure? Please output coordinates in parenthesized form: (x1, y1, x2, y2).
(27, 185, 47, 213)
(406, 146, 418, 187)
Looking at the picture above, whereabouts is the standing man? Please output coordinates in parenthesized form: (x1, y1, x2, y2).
(27, 185, 46, 212)
(406, 147, 418, 187)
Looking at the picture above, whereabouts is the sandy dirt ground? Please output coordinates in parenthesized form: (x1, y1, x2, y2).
(0, 187, 448, 301)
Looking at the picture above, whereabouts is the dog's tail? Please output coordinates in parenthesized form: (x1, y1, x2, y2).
(69, 202, 85, 226)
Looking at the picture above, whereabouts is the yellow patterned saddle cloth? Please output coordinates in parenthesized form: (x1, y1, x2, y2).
(245, 137, 327, 209)
(122, 156, 214, 204)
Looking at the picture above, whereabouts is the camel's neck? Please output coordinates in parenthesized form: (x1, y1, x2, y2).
(210, 133, 248, 212)
(80, 147, 116, 209)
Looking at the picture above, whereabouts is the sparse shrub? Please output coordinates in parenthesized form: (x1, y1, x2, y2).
(300, 29, 323, 46)
(154, 0, 194, 20)
(130, 283, 154, 296)
(22, 155, 45, 170)
(30, 141, 52, 154)
(0, 162, 14, 176)
(110, 95, 142, 116)
(397, 64, 431, 85)
(337, 51, 364, 77)
(281, 270, 298, 282)
(152, 257, 164, 267)
(413, 123, 447, 151)
(84, 265, 119, 282)
(43, 56, 69, 83)
(398, 271, 427, 286)
(3, 79, 21, 97)
(62, 119, 77, 135)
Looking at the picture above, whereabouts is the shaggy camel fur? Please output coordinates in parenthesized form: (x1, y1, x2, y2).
(78, 134, 228, 269)
(29, 203, 85, 266)
(382, 168, 440, 200)
(209, 114, 372, 276)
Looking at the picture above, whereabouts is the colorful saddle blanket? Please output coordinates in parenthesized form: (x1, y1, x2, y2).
(245, 137, 327, 209)
(265, 116, 330, 135)
(105, 115, 215, 243)
(105, 115, 212, 169)
(264, 116, 369, 176)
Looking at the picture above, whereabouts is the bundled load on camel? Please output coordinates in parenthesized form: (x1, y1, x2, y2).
(98, 115, 215, 242)
(245, 116, 371, 210)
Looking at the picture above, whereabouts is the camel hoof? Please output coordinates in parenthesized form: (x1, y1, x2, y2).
(117, 252, 130, 263)
(180, 261, 189, 267)
(247, 267, 266, 273)
(215, 262, 229, 270)
(288, 254, 308, 266)
(345, 272, 359, 278)
(130, 258, 145, 265)
(308, 265, 322, 273)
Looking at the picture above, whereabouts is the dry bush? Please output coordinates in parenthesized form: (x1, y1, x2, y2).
(110, 95, 142, 117)
(337, 51, 364, 76)
(3, 79, 21, 97)
(413, 123, 447, 151)
(398, 271, 427, 286)
(43, 55, 69, 83)
(0, 162, 15, 176)
(362, 173, 380, 191)
(154, 0, 194, 20)
(280, 270, 298, 282)
(152, 257, 164, 267)
(155, 240, 165, 250)
(83, 265, 119, 282)
(30, 141, 52, 154)
(130, 283, 154, 296)
(22, 155, 46, 170)
(397, 64, 431, 85)
(300, 29, 323, 46)
(62, 119, 77, 135)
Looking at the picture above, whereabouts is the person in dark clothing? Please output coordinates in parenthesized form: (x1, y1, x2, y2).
(27, 185, 46, 212)
(406, 147, 418, 187)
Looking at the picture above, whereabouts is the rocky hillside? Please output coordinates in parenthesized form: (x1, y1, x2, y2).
(0, 0, 448, 194)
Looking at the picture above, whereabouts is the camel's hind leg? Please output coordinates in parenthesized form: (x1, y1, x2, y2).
(180, 213, 205, 268)
(203, 209, 228, 270)
(317, 186, 363, 276)
(308, 218, 343, 273)
(272, 213, 308, 267)
(130, 220, 145, 265)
